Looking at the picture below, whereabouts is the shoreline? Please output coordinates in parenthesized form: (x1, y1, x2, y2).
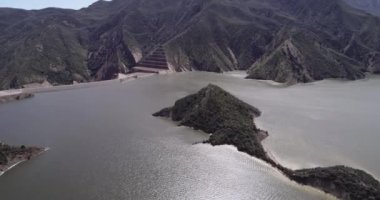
(0, 72, 158, 102)
(219, 144, 338, 200)
(0, 161, 23, 177)
(22, 72, 157, 94)
(2, 72, 380, 96)
(0, 147, 49, 177)
(0, 92, 34, 104)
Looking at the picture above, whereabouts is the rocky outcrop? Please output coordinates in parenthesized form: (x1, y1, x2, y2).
(153, 84, 267, 159)
(153, 84, 380, 200)
(88, 28, 136, 81)
(290, 166, 380, 200)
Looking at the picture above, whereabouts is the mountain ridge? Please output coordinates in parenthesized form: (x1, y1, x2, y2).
(1, 0, 380, 89)
(343, 0, 380, 16)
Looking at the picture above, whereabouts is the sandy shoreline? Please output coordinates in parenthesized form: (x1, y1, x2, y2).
(0, 147, 49, 177)
(218, 144, 338, 199)
(0, 161, 23, 177)
(0, 72, 158, 98)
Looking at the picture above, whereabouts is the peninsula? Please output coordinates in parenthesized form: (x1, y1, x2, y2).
(153, 84, 380, 200)
(0, 142, 46, 176)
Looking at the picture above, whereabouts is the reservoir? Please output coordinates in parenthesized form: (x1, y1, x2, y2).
(1, 72, 379, 199)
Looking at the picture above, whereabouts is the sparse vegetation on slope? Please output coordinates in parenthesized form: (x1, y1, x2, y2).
(1, 0, 380, 89)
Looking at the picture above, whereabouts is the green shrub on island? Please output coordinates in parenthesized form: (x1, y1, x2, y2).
(0, 143, 44, 167)
(0, 151, 7, 165)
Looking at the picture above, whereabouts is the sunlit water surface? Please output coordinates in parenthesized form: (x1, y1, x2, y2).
(1, 72, 378, 199)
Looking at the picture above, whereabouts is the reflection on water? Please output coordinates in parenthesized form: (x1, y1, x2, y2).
(1, 72, 377, 199)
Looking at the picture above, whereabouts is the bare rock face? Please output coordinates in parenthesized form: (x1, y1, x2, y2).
(154, 84, 380, 200)
(87, 25, 136, 81)
(247, 30, 366, 83)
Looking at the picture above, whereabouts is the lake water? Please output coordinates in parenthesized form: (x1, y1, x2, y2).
(0, 72, 379, 199)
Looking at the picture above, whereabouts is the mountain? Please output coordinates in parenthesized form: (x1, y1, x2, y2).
(246, 0, 380, 83)
(343, 0, 380, 16)
(1, 0, 380, 89)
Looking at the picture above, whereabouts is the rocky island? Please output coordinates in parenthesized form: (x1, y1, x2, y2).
(153, 84, 380, 200)
(0, 142, 46, 176)
(291, 166, 380, 200)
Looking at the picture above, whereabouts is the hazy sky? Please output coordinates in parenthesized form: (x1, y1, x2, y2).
(0, 0, 100, 10)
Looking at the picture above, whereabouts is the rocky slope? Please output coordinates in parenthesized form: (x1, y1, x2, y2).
(1, 0, 380, 88)
(153, 84, 380, 200)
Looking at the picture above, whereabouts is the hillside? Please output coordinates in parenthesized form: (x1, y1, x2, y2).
(1, 0, 380, 89)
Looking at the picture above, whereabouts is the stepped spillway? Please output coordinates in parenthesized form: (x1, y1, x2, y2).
(133, 46, 170, 74)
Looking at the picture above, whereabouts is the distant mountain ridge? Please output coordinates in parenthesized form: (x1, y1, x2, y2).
(1, 0, 380, 89)
(343, 0, 380, 16)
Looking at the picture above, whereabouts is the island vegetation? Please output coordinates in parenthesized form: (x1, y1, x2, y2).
(0, 142, 45, 176)
(153, 84, 380, 200)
